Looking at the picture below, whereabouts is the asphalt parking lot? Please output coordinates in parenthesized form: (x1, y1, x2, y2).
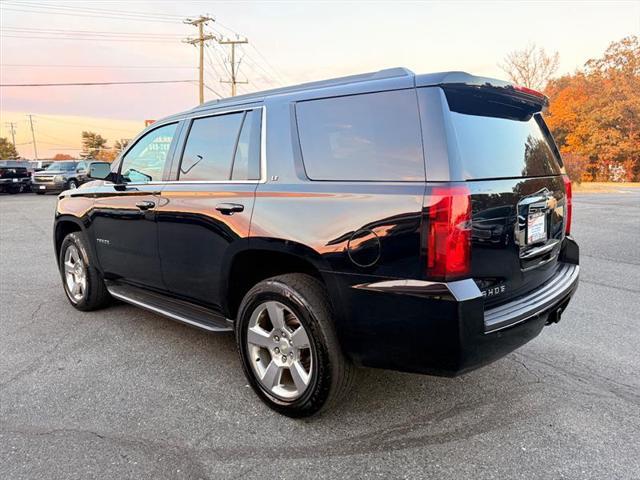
(1, 189, 639, 479)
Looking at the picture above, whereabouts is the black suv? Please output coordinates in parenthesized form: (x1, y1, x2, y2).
(54, 68, 579, 417)
(0, 164, 31, 193)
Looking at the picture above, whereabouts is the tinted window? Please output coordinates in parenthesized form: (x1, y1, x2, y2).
(180, 112, 244, 181)
(46, 162, 76, 171)
(231, 109, 261, 180)
(120, 123, 177, 183)
(296, 90, 425, 181)
(449, 112, 562, 179)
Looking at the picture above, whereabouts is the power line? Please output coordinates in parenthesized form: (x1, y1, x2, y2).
(202, 82, 224, 99)
(8, 1, 188, 20)
(0, 6, 182, 24)
(213, 20, 242, 37)
(0, 34, 181, 43)
(206, 27, 288, 86)
(0, 80, 194, 87)
(249, 44, 291, 84)
(1, 64, 195, 69)
(34, 116, 137, 134)
(240, 55, 281, 87)
(204, 46, 226, 85)
(2, 2, 188, 23)
(207, 40, 233, 76)
(1, 27, 185, 37)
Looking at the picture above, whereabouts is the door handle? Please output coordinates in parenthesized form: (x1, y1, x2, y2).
(135, 200, 156, 210)
(215, 203, 244, 215)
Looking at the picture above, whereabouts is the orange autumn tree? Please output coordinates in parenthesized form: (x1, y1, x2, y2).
(52, 153, 75, 160)
(545, 36, 640, 181)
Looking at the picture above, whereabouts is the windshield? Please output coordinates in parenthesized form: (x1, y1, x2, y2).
(46, 162, 77, 171)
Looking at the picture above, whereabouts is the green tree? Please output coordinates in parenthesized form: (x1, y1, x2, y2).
(0, 137, 19, 160)
(80, 131, 108, 159)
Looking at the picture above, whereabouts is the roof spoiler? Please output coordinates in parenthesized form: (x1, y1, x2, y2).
(416, 71, 549, 110)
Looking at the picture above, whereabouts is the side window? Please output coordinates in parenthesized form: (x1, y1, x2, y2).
(77, 162, 87, 172)
(120, 123, 177, 183)
(231, 109, 261, 180)
(295, 90, 425, 181)
(180, 112, 243, 181)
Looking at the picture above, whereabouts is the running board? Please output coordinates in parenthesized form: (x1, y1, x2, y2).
(106, 282, 233, 332)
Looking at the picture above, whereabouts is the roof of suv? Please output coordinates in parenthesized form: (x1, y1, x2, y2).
(189, 67, 512, 113)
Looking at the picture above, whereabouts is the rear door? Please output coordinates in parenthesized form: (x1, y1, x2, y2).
(90, 122, 179, 290)
(155, 107, 262, 309)
(418, 86, 569, 306)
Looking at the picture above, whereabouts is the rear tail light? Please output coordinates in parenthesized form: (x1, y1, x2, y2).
(426, 185, 472, 281)
(562, 174, 572, 235)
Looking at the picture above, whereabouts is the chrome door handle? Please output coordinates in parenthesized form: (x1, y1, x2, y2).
(135, 200, 156, 210)
(215, 203, 244, 215)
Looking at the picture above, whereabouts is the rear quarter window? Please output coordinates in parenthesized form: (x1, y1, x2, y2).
(295, 90, 425, 181)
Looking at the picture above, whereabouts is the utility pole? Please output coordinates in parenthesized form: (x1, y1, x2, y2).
(219, 37, 249, 96)
(26, 114, 38, 160)
(4, 122, 17, 148)
(184, 16, 216, 105)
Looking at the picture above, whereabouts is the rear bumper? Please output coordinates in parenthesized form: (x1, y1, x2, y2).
(326, 238, 579, 377)
(484, 262, 578, 333)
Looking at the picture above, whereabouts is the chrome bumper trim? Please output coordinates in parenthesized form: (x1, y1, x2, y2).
(484, 263, 579, 333)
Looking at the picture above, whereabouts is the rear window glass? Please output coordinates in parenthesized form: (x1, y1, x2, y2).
(296, 90, 425, 181)
(449, 112, 562, 179)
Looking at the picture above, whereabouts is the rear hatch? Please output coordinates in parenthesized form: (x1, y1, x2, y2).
(439, 83, 569, 307)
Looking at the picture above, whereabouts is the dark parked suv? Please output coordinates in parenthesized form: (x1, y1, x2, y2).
(32, 160, 90, 193)
(0, 164, 31, 193)
(53, 68, 579, 417)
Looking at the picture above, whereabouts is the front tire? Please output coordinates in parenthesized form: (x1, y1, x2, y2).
(58, 232, 110, 311)
(67, 179, 78, 190)
(235, 274, 354, 417)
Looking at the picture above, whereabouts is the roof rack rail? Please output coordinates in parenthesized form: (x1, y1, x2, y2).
(193, 67, 414, 111)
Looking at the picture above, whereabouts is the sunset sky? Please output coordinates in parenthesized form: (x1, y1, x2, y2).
(1, 0, 638, 158)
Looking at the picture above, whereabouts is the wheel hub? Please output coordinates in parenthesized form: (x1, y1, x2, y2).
(273, 334, 295, 365)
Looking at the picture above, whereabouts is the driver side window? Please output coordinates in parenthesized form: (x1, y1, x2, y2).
(120, 123, 177, 183)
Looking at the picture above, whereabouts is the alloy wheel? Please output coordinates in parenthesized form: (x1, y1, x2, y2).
(63, 244, 86, 302)
(246, 301, 313, 400)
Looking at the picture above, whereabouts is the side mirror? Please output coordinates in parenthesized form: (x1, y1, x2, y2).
(89, 162, 111, 180)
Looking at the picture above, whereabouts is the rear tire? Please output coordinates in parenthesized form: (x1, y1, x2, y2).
(58, 232, 111, 311)
(235, 273, 354, 417)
